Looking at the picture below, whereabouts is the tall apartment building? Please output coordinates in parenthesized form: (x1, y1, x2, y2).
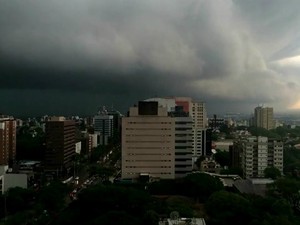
(45, 117, 76, 177)
(122, 101, 175, 179)
(176, 97, 207, 158)
(254, 106, 274, 130)
(241, 136, 283, 178)
(169, 106, 193, 178)
(0, 116, 16, 165)
(145, 97, 208, 159)
(94, 108, 114, 145)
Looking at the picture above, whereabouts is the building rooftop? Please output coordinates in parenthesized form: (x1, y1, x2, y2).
(233, 178, 274, 196)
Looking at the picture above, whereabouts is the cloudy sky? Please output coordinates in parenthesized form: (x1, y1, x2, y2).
(1, 0, 300, 117)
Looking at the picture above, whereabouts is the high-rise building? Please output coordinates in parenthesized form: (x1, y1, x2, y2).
(240, 136, 283, 178)
(254, 106, 274, 130)
(94, 107, 114, 145)
(145, 97, 208, 159)
(169, 106, 193, 178)
(122, 101, 175, 179)
(0, 116, 16, 166)
(45, 117, 75, 177)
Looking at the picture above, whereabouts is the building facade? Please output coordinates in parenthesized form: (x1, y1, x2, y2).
(94, 113, 114, 146)
(0, 116, 16, 166)
(45, 117, 76, 177)
(145, 97, 208, 159)
(254, 106, 274, 130)
(169, 107, 193, 178)
(241, 136, 283, 178)
(122, 101, 175, 179)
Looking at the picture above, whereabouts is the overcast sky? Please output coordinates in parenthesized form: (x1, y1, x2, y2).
(1, 0, 300, 117)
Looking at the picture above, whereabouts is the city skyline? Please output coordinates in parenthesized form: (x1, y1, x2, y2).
(2, 1, 300, 116)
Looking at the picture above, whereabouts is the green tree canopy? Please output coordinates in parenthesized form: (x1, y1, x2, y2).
(205, 191, 251, 225)
(264, 167, 281, 179)
(182, 173, 224, 201)
(214, 150, 230, 167)
(267, 177, 300, 211)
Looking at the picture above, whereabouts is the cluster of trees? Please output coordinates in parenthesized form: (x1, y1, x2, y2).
(148, 173, 224, 202)
(2, 172, 300, 225)
(0, 181, 71, 225)
(213, 124, 300, 141)
(50, 174, 300, 225)
(16, 126, 45, 161)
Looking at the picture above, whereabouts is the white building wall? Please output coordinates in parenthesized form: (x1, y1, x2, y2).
(90, 134, 98, 148)
(0, 173, 27, 194)
(75, 141, 81, 154)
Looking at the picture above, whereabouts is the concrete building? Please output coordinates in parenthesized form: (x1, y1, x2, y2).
(234, 178, 274, 197)
(94, 109, 114, 145)
(241, 136, 283, 178)
(253, 106, 274, 130)
(169, 107, 193, 178)
(145, 97, 208, 159)
(214, 140, 233, 151)
(0, 116, 16, 165)
(122, 101, 175, 179)
(45, 117, 76, 177)
(0, 165, 27, 194)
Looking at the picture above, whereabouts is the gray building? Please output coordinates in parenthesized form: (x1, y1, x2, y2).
(241, 136, 283, 178)
(94, 112, 114, 146)
(0, 165, 27, 194)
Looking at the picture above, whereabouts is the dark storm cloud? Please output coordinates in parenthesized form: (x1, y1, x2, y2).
(1, 0, 300, 115)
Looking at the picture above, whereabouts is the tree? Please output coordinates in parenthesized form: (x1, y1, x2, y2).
(88, 164, 115, 181)
(264, 167, 281, 179)
(214, 150, 230, 167)
(5, 187, 35, 214)
(182, 173, 224, 202)
(37, 181, 70, 212)
(205, 191, 251, 225)
(64, 185, 153, 225)
(143, 210, 160, 225)
(267, 177, 300, 211)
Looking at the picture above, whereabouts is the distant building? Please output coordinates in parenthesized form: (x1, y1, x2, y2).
(0, 116, 16, 166)
(122, 101, 175, 180)
(45, 117, 76, 177)
(94, 108, 114, 145)
(253, 106, 274, 130)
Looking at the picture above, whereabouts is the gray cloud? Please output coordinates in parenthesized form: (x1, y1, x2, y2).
(1, 0, 300, 116)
